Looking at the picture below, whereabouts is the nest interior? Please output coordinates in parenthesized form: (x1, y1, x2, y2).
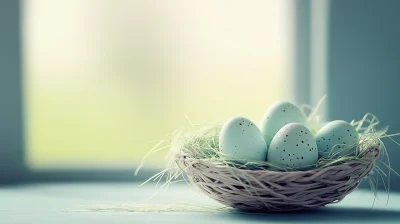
(176, 144, 380, 212)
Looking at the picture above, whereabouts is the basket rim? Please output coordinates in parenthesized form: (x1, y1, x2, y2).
(176, 143, 380, 176)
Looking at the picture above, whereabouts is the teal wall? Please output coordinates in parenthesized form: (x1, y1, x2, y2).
(0, 0, 25, 182)
(328, 0, 400, 190)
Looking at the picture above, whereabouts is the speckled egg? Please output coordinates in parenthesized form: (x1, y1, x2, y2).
(219, 116, 268, 162)
(260, 101, 308, 147)
(315, 120, 359, 158)
(268, 123, 318, 169)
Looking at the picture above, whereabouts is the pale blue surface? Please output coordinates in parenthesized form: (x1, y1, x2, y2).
(0, 183, 399, 224)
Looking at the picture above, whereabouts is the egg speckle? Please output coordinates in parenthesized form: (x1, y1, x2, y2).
(268, 123, 318, 169)
(260, 101, 308, 147)
(315, 120, 359, 158)
(219, 116, 268, 162)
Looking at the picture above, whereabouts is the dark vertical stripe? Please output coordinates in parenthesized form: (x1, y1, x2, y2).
(0, 0, 25, 183)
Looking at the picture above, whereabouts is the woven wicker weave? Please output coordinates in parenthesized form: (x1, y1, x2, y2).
(176, 144, 380, 212)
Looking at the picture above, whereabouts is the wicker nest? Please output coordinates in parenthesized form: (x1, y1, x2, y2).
(176, 144, 380, 212)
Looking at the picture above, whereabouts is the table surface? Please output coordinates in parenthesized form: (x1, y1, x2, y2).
(0, 182, 399, 224)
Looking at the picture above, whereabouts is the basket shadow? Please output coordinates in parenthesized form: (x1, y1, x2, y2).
(220, 206, 400, 222)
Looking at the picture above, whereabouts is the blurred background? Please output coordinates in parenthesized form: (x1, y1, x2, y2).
(1, 0, 400, 190)
(22, 0, 292, 169)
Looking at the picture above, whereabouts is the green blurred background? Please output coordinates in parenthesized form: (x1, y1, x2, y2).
(23, 0, 291, 169)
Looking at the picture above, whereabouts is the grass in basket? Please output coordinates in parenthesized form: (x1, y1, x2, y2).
(135, 96, 400, 205)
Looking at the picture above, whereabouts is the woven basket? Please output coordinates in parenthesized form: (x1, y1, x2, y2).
(176, 144, 380, 212)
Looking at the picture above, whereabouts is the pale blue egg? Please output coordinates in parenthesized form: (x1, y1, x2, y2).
(260, 101, 308, 147)
(219, 116, 268, 162)
(315, 120, 359, 158)
(268, 123, 318, 169)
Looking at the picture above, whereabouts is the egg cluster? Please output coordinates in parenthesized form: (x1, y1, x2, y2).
(219, 101, 359, 169)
